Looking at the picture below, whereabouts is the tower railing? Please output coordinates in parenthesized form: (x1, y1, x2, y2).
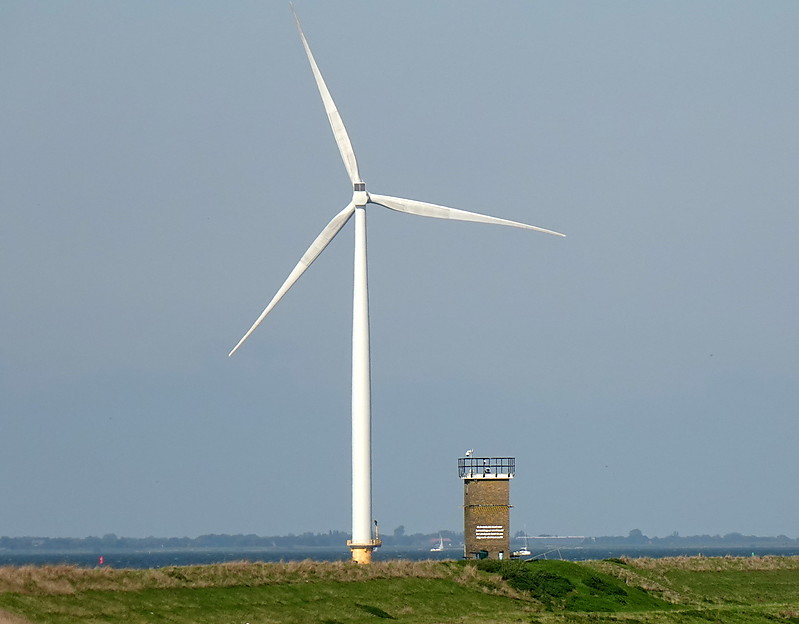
(458, 457, 515, 479)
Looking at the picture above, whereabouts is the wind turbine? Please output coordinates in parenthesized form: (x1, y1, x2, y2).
(229, 6, 565, 564)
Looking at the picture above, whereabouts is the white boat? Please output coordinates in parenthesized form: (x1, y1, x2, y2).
(512, 533, 532, 557)
(430, 534, 444, 552)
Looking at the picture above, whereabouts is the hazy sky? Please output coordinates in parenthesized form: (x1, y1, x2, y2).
(2, 1, 798, 541)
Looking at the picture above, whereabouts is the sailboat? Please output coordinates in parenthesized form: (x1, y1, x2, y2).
(512, 533, 532, 557)
(430, 534, 444, 552)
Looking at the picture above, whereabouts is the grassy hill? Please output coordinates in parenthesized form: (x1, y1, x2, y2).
(1, 556, 799, 623)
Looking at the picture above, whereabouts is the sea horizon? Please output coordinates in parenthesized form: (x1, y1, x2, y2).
(3, 545, 799, 570)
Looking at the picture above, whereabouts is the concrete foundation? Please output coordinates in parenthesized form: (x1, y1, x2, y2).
(347, 539, 382, 564)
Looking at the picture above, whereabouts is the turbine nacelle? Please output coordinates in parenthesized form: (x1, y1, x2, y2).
(352, 182, 369, 207)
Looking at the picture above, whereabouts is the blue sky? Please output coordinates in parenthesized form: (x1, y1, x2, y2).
(2, 1, 798, 540)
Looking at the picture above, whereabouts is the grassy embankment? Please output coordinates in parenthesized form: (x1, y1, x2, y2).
(1, 556, 799, 623)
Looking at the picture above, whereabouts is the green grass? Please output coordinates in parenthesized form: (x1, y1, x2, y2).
(0, 561, 534, 624)
(2, 557, 799, 624)
(0, 578, 535, 624)
(469, 559, 674, 613)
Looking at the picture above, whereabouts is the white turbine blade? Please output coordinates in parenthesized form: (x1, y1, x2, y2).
(369, 193, 566, 237)
(228, 202, 356, 356)
(291, 5, 362, 185)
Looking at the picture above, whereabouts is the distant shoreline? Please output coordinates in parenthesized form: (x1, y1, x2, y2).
(3, 545, 799, 569)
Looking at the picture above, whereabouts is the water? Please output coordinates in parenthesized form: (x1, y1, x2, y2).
(0, 549, 351, 569)
(2, 546, 798, 569)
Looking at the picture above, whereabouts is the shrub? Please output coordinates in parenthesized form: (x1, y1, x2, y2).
(584, 575, 627, 597)
(472, 560, 575, 604)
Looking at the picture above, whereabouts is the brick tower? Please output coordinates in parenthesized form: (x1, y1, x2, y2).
(459, 456, 514, 560)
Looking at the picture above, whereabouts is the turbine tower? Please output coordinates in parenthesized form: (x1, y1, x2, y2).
(229, 6, 566, 564)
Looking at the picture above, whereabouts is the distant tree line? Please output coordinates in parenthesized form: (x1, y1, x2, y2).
(0, 529, 460, 552)
(1, 528, 796, 552)
(580, 529, 797, 547)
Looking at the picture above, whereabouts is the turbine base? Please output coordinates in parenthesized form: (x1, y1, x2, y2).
(347, 539, 382, 564)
